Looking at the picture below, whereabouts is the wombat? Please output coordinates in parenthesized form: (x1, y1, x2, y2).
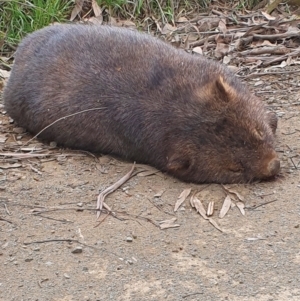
(3, 24, 280, 184)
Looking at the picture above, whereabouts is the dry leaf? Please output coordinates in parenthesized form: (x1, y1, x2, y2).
(191, 196, 207, 219)
(161, 24, 177, 35)
(96, 164, 135, 218)
(160, 223, 180, 230)
(109, 16, 118, 26)
(0, 163, 22, 169)
(0, 152, 50, 159)
(0, 69, 10, 79)
(218, 19, 227, 34)
(236, 202, 245, 216)
(177, 17, 188, 23)
(20, 147, 43, 152)
(30, 208, 45, 213)
(207, 201, 214, 216)
(159, 217, 177, 224)
(0, 134, 8, 143)
(223, 56, 231, 64)
(92, 0, 102, 17)
(87, 17, 103, 25)
(119, 20, 136, 28)
(286, 56, 293, 65)
(215, 42, 229, 58)
(261, 11, 276, 21)
(154, 190, 165, 198)
(208, 218, 223, 232)
(219, 195, 231, 218)
(70, 0, 84, 21)
(222, 185, 244, 202)
(174, 188, 191, 212)
(191, 195, 223, 232)
(136, 170, 159, 177)
(159, 218, 180, 229)
(192, 46, 203, 55)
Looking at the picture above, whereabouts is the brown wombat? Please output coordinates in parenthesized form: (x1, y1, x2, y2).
(3, 24, 280, 184)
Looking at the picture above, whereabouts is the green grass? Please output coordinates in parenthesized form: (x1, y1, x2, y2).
(0, 0, 73, 51)
(0, 0, 264, 53)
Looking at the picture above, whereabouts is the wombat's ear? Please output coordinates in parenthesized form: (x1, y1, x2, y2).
(215, 76, 237, 102)
(266, 111, 278, 134)
(167, 153, 191, 172)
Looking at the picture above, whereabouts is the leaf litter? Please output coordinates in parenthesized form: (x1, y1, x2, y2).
(159, 217, 180, 230)
(190, 194, 224, 232)
(219, 195, 232, 219)
(64, 1, 300, 77)
(174, 188, 191, 212)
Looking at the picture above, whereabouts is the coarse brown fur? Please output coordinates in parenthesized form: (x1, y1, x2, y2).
(3, 24, 280, 184)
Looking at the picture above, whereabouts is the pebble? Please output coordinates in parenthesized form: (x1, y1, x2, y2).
(64, 273, 70, 279)
(25, 258, 33, 262)
(13, 127, 25, 134)
(254, 80, 264, 86)
(71, 246, 83, 254)
(126, 237, 133, 242)
(49, 141, 57, 148)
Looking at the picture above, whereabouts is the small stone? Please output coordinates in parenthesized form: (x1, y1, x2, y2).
(126, 237, 133, 242)
(254, 80, 264, 86)
(13, 127, 26, 134)
(71, 246, 83, 254)
(33, 247, 40, 251)
(77, 203, 83, 207)
(127, 260, 133, 265)
(25, 258, 33, 262)
(64, 273, 70, 279)
(49, 141, 57, 148)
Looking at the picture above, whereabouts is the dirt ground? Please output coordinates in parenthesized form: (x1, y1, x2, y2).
(1, 66, 300, 301)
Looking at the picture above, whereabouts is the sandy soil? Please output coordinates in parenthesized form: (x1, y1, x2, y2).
(1, 69, 300, 301)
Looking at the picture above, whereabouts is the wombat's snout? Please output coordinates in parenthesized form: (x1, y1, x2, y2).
(260, 151, 280, 179)
(267, 157, 280, 177)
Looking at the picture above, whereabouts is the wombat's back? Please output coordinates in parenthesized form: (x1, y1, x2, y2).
(4, 24, 229, 156)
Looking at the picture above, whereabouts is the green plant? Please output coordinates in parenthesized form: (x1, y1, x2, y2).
(0, 0, 73, 50)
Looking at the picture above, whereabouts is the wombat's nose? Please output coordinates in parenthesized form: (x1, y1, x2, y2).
(267, 158, 280, 177)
